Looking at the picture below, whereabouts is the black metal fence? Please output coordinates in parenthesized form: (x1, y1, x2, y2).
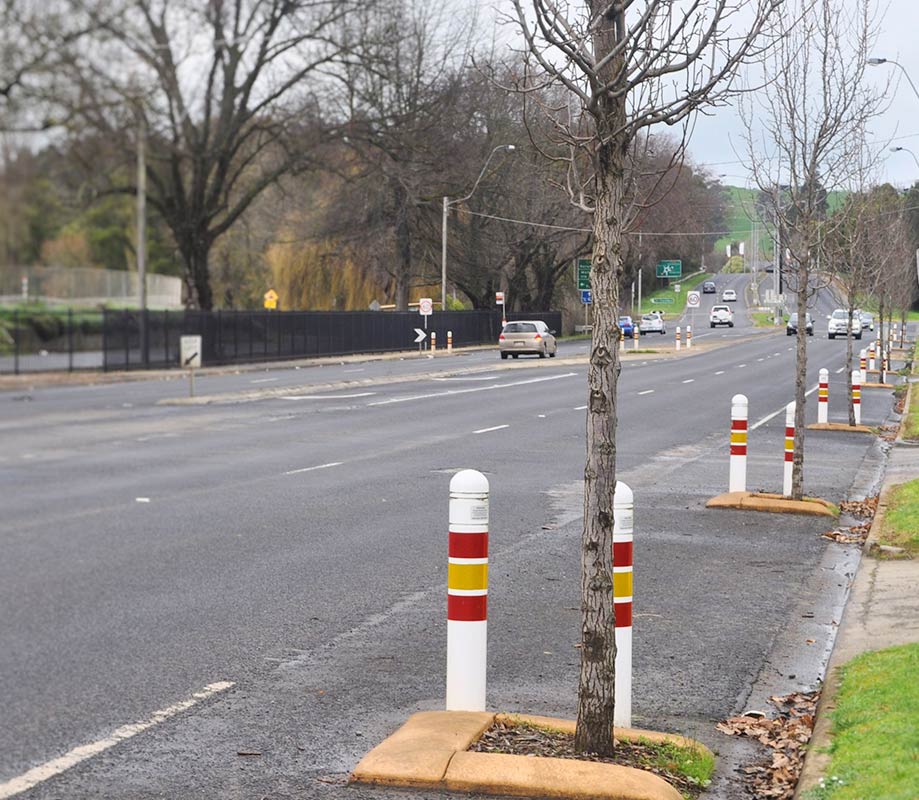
(100, 308, 563, 372)
(0, 309, 106, 374)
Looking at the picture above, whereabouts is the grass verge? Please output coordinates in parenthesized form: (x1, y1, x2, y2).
(751, 312, 781, 328)
(880, 479, 919, 555)
(803, 643, 919, 800)
(903, 383, 919, 441)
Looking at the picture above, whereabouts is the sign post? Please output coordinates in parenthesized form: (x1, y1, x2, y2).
(180, 335, 202, 398)
(418, 297, 433, 352)
(495, 291, 506, 326)
(687, 290, 700, 337)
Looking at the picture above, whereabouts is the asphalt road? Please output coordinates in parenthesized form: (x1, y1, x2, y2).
(0, 277, 898, 799)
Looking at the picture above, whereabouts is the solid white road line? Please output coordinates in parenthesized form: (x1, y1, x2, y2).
(638, 389, 655, 396)
(343, 368, 365, 373)
(281, 392, 376, 400)
(250, 377, 279, 384)
(367, 372, 577, 406)
(473, 424, 509, 434)
(0, 681, 234, 799)
(284, 462, 343, 476)
(433, 376, 495, 382)
(574, 405, 587, 411)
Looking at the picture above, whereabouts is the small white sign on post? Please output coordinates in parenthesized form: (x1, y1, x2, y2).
(180, 335, 202, 398)
(419, 297, 433, 317)
(686, 291, 701, 309)
(495, 291, 505, 306)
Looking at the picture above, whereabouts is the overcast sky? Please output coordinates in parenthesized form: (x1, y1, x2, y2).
(670, 0, 919, 189)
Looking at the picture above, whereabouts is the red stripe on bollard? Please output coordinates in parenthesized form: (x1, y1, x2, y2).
(732, 419, 748, 430)
(614, 602, 633, 628)
(613, 540, 633, 564)
(730, 444, 747, 456)
(449, 532, 488, 559)
(448, 594, 487, 621)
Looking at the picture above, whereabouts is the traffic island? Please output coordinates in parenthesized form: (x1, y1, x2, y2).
(350, 711, 710, 800)
(705, 491, 837, 517)
(862, 381, 895, 389)
(806, 422, 874, 433)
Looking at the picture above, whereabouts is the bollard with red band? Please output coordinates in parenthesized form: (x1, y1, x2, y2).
(851, 370, 861, 425)
(446, 470, 489, 711)
(447, 330, 453, 353)
(431, 331, 437, 354)
(859, 348, 867, 376)
(868, 343, 876, 372)
(613, 481, 634, 728)
(783, 401, 795, 497)
(817, 368, 829, 424)
(633, 325, 639, 350)
(676, 326, 681, 351)
(686, 324, 692, 349)
(620, 328, 626, 352)
(730, 394, 748, 492)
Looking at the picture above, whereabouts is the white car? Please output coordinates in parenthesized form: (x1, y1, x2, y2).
(721, 289, 737, 302)
(639, 312, 666, 335)
(827, 309, 862, 340)
(710, 304, 734, 328)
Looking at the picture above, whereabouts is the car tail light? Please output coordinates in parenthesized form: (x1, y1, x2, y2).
(534, 334, 542, 341)
(499, 334, 505, 341)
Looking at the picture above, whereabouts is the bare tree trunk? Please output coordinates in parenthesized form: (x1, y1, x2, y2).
(575, 138, 624, 757)
(846, 293, 856, 426)
(791, 279, 808, 498)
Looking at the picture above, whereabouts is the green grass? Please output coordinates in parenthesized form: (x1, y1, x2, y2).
(803, 643, 919, 800)
(904, 384, 919, 441)
(881, 479, 919, 554)
(751, 312, 782, 328)
(637, 738, 715, 794)
(637, 272, 710, 318)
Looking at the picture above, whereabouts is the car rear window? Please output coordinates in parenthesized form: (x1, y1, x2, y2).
(832, 310, 848, 319)
(503, 322, 537, 333)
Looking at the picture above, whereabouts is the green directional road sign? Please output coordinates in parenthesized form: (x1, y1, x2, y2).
(656, 260, 682, 279)
(577, 258, 591, 290)
(650, 297, 675, 304)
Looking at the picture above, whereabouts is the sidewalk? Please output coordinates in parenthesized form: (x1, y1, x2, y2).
(795, 438, 919, 797)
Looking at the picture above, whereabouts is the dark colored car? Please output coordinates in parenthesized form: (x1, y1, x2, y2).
(787, 312, 814, 336)
(702, 281, 716, 294)
(618, 316, 635, 337)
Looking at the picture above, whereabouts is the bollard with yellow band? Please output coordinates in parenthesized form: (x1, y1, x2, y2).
(686, 324, 692, 349)
(783, 401, 795, 497)
(431, 331, 437, 354)
(675, 326, 681, 351)
(868, 343, 876, 372)
(620, 328, 625, 352)
(851, 370, 861, 425)
(447, 330, 453, 353)
(446, 470, 489, 711)
(633, 324, 639, 350)
(730, 394, 748, 492)
(817, 368, 829, 424)
(859, 348, 867, 376)
(613, 481, 634, 728)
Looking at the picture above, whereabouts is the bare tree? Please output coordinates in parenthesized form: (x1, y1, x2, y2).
(742, 0, 886, 498)
(509, 0, 780, 755)
(43, 0, 369, 309)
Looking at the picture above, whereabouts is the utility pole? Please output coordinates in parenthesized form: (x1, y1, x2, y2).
(136, 106, 148, 365)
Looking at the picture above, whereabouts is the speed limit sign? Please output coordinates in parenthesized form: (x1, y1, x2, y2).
(686, 291, 701, 309)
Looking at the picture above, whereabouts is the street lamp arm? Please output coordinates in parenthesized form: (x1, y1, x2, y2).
(448, 144, 516, 208)
(890, 146, 919, 171)
(868, 57, 919, 103)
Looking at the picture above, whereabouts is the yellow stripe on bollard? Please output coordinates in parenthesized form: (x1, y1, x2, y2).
(613, 570, 633, 599)
(448, 561, 488, 590)
(730, 431, 747, 444)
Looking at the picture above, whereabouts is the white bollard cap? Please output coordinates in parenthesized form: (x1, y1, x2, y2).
(613, 481, 633, 507)
(785, 401, 796, 422)
(819, 368, 828, 379)
(732, 393, 748, 407)
(450, 469, 489, 497)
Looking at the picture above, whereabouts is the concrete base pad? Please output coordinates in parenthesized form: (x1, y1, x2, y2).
(350, 711, 710, 799)
(706, 491, 837, 517)
(806, 422, 875, 433)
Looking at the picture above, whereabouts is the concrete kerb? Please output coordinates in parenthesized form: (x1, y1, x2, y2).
(350, 711, 711, 800)
(705, 491, 838, 517)
(805, 422, 874, 434)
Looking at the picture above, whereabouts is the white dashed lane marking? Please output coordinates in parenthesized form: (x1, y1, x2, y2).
(638, 390, 655, 396)
(474, 424, 509, 434)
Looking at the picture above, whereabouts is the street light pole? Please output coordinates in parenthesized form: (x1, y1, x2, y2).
(867, 57, 919, 102)
(441, 144, 515, 311)
(890, 145, 919, 172)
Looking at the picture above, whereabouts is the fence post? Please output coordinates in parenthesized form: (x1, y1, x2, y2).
(446, 469, 489, 712)
(675, 326, 681, 351)
(447, 330, 453, 353)
(613, 481, 634, 729)
(851, 370, 861, 425)
(730, 394, 748, 493)
(817, 368, 829, 424)
(686, 324, 692, 349)
(783, 401, 795, 497)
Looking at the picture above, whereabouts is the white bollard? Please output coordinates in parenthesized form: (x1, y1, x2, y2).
(868, 343, 876, 372)
(730, 394, 748, 493)
(633, 325, 639, 350)
(613, 481, 633, 729)
(446, 470, 490, 711)
(675, 326, 681, 351)
(686, 324, 692, 349)
(859, 348, 867, 376)
(817, 368, 829, 424)
(851, 370, 862, 426)
(783, 401, 795, 497)
(431, 331, 437, 354)
(447, 330, 453, 353)
(620, 328, 625, 352)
